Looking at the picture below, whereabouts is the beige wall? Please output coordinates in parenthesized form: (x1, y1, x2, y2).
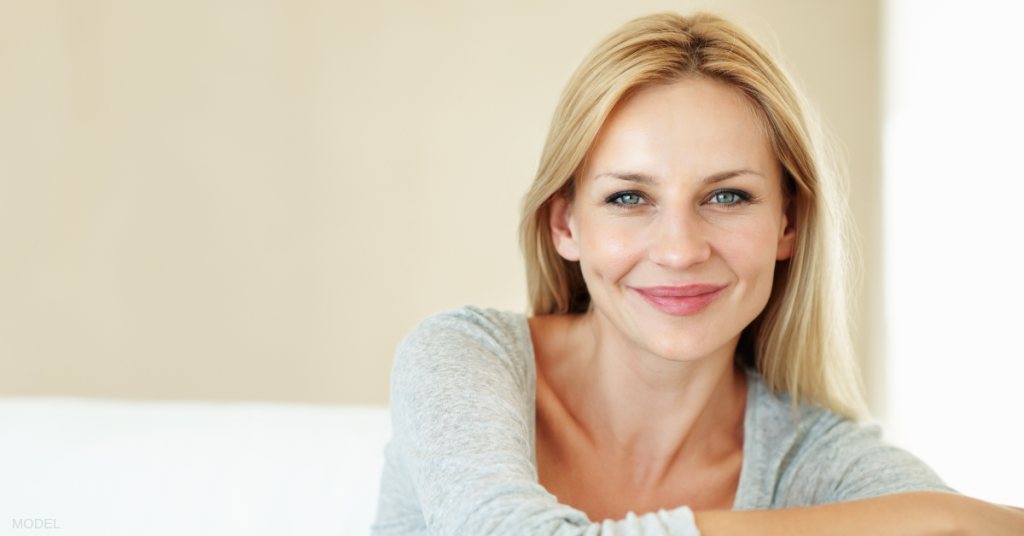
(0, 0, 883, 412)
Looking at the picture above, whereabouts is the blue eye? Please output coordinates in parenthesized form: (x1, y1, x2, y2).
(707, 190, 749, 205)
(609, 192, 644, 205)
(618, 193, 642, 204)
(712, 192, 738, 204)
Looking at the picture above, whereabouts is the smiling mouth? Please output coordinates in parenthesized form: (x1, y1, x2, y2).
(631, 284, 727, 316)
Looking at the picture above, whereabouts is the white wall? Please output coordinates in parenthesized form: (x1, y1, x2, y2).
(884, 0, 1024, 506)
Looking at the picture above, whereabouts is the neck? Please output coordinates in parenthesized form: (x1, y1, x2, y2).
(533, 310, 747, 483)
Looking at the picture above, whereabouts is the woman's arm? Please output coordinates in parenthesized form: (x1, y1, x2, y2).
(695, 492, 1024, 536)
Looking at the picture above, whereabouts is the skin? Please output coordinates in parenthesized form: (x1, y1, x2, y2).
(529, 77, 1024, 534)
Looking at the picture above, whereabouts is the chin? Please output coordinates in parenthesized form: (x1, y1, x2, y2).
(639, 329, 730, 363)
(614, 309, 730, 361)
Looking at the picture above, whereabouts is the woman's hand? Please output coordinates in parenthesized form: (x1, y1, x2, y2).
(693, 492, 1024, 536)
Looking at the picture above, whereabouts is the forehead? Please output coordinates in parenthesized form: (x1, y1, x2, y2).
(582, 78, 778, 182)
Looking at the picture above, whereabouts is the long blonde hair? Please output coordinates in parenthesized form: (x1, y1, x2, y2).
(518, 12, 868, 421)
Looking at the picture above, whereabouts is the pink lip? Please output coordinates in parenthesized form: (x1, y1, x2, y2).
(631, 284, 727, 316)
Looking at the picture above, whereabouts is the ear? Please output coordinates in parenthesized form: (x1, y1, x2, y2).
(776, 198, 797, 261)
(549, 194, 580, 261)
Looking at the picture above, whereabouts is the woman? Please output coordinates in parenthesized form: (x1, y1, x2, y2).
(372, 12, 1024, 535)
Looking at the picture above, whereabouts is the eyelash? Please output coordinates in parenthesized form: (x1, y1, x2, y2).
(604, 189, 753, 208)
(706, 189, 753, 206)
(605, 191, 647, 207)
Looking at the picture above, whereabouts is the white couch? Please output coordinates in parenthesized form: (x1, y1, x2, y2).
(0, 398, 391, 536)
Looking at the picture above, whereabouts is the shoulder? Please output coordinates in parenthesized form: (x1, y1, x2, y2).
(390, 305, 534, 403)
(745, 369, 865, 460)
(395, 305, 531, 369)
(399, 305, 529, 353)
(742, 370, 953, 508)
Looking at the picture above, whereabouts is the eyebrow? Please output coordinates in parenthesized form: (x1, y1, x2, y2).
(595, 169, 763, 186)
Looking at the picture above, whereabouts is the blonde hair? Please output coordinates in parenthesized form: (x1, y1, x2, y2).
(518, 12, 869, 421)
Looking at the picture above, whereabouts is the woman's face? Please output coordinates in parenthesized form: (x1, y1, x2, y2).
(550, 77, 795, 362)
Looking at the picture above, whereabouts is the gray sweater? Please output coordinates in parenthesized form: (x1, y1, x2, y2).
(372, 306, 954, 535)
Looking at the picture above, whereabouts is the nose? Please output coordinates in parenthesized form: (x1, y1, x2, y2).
(647, 206, 711, 270)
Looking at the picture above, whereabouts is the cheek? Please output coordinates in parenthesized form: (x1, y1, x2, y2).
(576, 213, 647, 283)
(714, 218, 781, 301)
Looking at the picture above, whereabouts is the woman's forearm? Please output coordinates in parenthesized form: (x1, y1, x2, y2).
(694, 492, 1024, 536)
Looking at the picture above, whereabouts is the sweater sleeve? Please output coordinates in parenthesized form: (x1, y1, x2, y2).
(773, 411, 958, 507)
(371, 307, 701, 536)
